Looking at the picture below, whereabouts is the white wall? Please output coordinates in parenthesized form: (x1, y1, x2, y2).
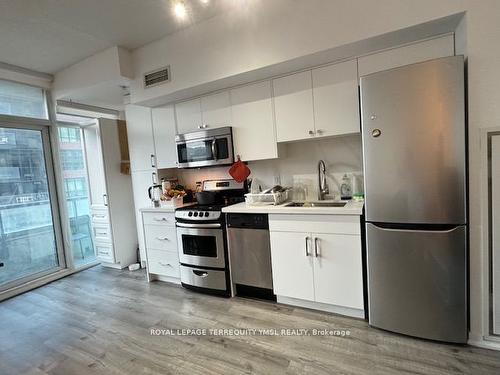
(128, 0, 500, 347)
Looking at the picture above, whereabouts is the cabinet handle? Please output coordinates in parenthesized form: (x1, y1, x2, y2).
(314, 237, 320, 257)
(305, 236, 310, 257)
(156, 236, 170, 241)
(103, 194, 108, 206)
(99, 250, 110, 255)
(150, 154, 156, 168)
(308, 130, 315, 135)
(159, 262, 173, 267)
(153, 217, 169, 222)
(193, 270, 208, 277)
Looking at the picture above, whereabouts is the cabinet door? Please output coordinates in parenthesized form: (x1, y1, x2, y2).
(269, 231, 314, 301)
(175, 98, 202, 134)
(313, 233, 363, 309)
(132, 169, 156, 263)
(201, 91, 231, 129)
(124, 105, 156, 171)
(230, 81, 278, 161)
(273, 71, 315, 142)
(357, 34, 454, 77)
(152, 106, 178, 168)
(312, 60, 360, 137)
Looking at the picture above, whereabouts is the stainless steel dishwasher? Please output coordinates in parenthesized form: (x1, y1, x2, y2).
(226, 213, 275, 300)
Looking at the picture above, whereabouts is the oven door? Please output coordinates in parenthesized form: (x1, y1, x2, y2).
(176, 223, 226, 268)
(176, 135, 233, 168)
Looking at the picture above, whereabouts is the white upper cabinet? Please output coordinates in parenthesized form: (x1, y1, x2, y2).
(201, 91, 232, 129)
(230, 81, 278, 161)
(175, 98, 202, 134)
(273, 71, 315, 142)
(312, 60, 360, 137)
(151, 106, 177, 169)
(175, 91, 232, 134)
(124, 105, 156, 172)
(357, 34, 455, 77)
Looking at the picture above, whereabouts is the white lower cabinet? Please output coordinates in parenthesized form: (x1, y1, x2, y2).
(269, 214, 364, 317)
(270, 231, 315, 301)
(142, 211, 181, 283)
(312, 233, 363, 309)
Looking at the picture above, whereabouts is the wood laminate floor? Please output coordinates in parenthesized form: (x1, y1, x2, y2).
(1, 266, 500, 375)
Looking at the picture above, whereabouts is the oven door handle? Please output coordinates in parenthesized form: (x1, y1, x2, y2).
(176, 222, 221, 229)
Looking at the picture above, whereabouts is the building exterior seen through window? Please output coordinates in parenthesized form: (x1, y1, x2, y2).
(0, 127, 58, 285)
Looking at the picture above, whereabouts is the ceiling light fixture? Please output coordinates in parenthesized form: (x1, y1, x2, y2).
(173, 1, 187, 19)
(200, 0, 210, 4)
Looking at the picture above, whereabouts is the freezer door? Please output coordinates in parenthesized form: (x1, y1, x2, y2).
(361, 56, 466, 224)
(366, 223, 467, 343)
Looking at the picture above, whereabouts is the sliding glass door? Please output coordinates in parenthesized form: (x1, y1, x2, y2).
(0, 124, 64, 289)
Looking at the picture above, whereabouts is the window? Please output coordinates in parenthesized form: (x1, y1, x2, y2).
(57, 126, 95, 267)
(58, 127, 81, 143)
(64, 178, 87, 198)
(0, 80, 48, 119)
(0, 127, 60, 287)
(60, 150, 85, 170)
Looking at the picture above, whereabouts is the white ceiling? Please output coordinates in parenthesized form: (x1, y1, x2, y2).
(0, 0, 230, 74)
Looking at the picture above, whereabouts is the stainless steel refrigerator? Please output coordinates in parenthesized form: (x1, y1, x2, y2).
(360, 56, 467, 343)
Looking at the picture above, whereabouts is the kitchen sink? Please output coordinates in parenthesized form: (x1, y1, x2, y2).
(285, 201, 347, 208)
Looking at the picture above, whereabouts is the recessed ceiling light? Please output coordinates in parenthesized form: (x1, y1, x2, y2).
(200, 0, 210, 4)
(173, 1, 187, 19)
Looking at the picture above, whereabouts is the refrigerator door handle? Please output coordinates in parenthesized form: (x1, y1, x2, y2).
(369, 223, 462, 234)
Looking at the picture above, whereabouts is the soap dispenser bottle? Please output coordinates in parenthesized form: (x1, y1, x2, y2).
(340, 174, 353, 200)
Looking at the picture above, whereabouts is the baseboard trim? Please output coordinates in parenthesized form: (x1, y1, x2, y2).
(277, 296, 365, 319)
(150, 274, 181, 285)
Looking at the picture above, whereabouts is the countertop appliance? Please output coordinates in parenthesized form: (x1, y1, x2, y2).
(175, 126, 234, 168)
(361, 55, 467, 343)
(175, 179, 245, 296)
(227, 213, 275, 300)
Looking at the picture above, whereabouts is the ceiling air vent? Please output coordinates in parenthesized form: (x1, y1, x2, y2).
(143, 66, 171, 88)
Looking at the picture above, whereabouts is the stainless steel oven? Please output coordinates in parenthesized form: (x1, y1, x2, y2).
(176, 222, 226, 269)
(175, 126, 234, 168)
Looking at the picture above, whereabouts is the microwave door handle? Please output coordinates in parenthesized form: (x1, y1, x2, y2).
(211, 139, 218, 160)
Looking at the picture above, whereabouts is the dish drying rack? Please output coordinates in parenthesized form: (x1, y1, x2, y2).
(245, 189, 290, 206)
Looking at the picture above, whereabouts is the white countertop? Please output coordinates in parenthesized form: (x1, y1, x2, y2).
(221, 200, 364, 215)
(139, 202, 195, 213)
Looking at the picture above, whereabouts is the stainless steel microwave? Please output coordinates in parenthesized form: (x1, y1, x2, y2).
(175, 126, 234, 168)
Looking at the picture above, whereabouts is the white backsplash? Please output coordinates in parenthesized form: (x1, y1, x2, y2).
(169, 134, 364, 198)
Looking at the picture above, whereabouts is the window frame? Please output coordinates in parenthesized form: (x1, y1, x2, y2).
(0, 117, 67, 293)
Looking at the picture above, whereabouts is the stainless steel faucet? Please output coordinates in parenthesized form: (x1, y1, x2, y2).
(318, 160, 329, 200)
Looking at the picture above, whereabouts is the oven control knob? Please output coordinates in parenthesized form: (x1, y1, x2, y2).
(188, 212, 193, 217)
(193, 212, 198, 217)
(204, 212, 209, 217)
(198, 212, 204, 217)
